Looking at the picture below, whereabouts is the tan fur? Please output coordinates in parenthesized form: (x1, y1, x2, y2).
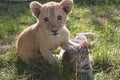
(16, 0, 74, 65)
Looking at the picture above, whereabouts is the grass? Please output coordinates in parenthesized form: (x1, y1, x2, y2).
(0, 0, 120, 80)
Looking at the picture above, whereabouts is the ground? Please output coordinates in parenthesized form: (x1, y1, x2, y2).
(0, 0, 120, 80)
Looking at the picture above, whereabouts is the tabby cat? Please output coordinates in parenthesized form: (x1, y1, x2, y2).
(61, 33, 94, 80)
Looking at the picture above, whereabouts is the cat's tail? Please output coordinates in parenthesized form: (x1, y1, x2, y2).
(77, 32, 94, 41)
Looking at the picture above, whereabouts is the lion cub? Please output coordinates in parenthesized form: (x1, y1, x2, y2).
(16, 0, 74, 65)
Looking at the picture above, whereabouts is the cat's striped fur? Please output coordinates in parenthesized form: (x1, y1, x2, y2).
(61, 32, 94, 80)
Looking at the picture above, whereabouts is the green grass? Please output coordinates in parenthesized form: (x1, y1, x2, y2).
(0, 0, 120, 80)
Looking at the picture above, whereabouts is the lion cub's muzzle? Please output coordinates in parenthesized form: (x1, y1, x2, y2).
(51, 28, 59, 36)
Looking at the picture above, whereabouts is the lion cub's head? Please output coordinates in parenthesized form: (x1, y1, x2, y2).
(30, 0, 73, 36)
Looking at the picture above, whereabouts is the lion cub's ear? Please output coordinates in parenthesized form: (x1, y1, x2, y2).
(60, 0, 73, 15)
(30, 1, 42, 18)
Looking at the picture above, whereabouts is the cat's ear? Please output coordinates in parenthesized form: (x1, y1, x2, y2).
(83, 41, 89, 49)
(30, 1, 42, 18)
(60, 0, 73, 15)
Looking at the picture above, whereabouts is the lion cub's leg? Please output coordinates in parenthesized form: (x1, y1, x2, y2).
(58, 40, 79, 60)
(18, 50, 36, 63)
(40, 48, 57, 65)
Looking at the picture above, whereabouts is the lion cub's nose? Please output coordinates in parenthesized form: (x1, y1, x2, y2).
(51, 29, 58, 33)
(51, 29, 58, 35)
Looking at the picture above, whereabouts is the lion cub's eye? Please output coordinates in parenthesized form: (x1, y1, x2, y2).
(44, 17, 49, 23)
(57, 15, 62, 21)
